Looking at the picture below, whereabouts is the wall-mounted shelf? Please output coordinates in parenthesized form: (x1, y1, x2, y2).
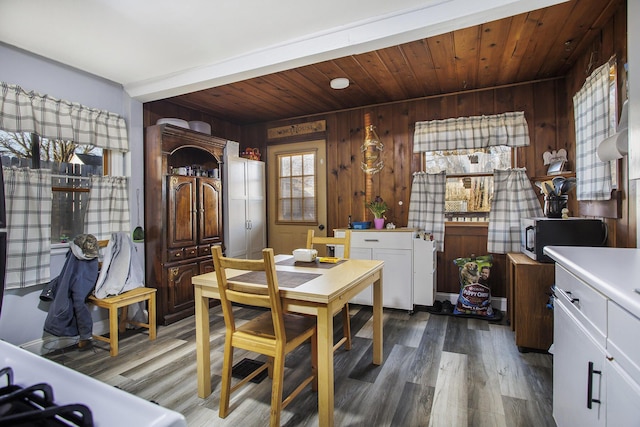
(529, 171, 575, 182)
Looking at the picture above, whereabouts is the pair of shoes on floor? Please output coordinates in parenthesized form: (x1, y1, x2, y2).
(442, 300, 454, 314)
(425, 300, 454, 314)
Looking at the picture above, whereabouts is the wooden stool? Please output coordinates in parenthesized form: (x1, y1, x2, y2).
(88, 287, 157, 356)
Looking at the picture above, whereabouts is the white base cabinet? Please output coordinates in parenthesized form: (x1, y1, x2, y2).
(553, 289, 606, 427)
(413, 238, 437, 306)
(223, 149, 266, 260)
(550, 253, 640, 427)
(335, 229, 436, 311)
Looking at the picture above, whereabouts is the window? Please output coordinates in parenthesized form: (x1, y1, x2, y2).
(424, 147, 511, 221)
(0, 130, 104, 243)
(277, 151, 317, 223)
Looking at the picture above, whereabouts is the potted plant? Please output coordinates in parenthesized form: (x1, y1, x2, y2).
(366, 196, 388, 229)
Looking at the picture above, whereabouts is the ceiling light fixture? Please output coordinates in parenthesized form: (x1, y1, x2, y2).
(330, 78, 349, 90)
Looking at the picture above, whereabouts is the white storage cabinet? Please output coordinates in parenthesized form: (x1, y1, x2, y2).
(413, 238, 437, 306)
(223, 146, 266, 259)
(335, 229, 436, 311)
(547, 247, 640, 427)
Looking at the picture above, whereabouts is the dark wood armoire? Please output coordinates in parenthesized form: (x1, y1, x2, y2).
(144, 124, 226, 325)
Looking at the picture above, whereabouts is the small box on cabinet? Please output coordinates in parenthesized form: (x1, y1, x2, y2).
(225, 140, 239, 158)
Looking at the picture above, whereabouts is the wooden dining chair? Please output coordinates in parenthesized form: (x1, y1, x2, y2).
(306, 229, 352, 351)
(211, 245, 317, 427)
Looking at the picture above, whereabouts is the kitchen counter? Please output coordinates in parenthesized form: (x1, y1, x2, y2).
(543, 245, 640, 317)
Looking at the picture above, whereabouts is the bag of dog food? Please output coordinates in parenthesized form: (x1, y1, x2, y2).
(453, 255, 494, 317)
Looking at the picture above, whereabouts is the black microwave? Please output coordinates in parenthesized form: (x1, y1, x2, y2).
(521, 217, 607, 263)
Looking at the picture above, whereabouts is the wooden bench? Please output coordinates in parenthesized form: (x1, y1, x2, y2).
(88, 287, 157, 356)
(87, 240, 157, 356)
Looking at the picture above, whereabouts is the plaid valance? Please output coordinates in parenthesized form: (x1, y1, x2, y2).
(0, 82, 128, 152)
(413, 111, 530, 152)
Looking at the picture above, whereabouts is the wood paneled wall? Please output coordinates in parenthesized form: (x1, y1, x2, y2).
(239, 80, 568, 298)
(245, 79, 570, 235)
(563, 3, 635, 248)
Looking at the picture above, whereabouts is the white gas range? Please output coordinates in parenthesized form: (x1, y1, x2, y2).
(0, 340, 187, 426)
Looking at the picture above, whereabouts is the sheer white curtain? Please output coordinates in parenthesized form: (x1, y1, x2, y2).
(573, 62, 613, 200)
(3, 167, 52, 288)
(408, 172, 446, 251)
(85, 176, 130, 240)
(488, 169, 542, 254)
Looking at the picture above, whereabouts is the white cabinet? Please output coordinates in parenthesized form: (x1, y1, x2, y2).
(335, 229, 436, 311)
(413, 238, 436, 306)
(223, 151, 266, 259)
(605, 301, 640, 425)
(553, 287, 606, 427)
(551, 257, 640, 427)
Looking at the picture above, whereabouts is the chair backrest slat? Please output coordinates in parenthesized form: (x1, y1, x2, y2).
(211, 246, 285, 339)
(306, 229, 351, 258)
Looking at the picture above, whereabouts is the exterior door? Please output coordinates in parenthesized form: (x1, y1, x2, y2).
(267, 140, 327, 255)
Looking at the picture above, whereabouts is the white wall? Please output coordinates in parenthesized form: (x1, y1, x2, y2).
(0, 43, 144, 351)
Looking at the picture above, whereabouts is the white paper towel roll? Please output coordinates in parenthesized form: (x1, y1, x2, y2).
(597, 131, 628, 161)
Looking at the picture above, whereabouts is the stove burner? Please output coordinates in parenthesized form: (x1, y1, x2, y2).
(0, 367, 93, 426)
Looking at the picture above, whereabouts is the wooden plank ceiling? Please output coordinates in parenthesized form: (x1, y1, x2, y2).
(165, 0, 623, 125)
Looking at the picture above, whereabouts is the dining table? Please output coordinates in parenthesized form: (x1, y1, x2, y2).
(192, 254, 384, 427)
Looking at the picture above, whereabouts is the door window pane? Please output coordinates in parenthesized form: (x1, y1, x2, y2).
(277, 150, 317, 223)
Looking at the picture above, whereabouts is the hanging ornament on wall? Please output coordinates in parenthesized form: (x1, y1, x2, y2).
(361, 123, 384, 175)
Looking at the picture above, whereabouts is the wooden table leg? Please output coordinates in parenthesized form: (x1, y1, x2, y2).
(316, 305, 334, 427)
(194, 286, 211, 398)
(372, 274, 383, 365)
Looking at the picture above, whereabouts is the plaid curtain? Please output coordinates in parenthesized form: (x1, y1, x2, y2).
(3, 167, 52, 289)
(85, 176, 130, 240)
(487, 169, 542, 254)
(573, 62, 613, 200)
(0, 82, 128, 152)
(408, 172, 445, 251)
(413, 111, 530, 152)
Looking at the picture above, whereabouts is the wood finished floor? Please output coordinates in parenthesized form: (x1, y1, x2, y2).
(44, 305, 556, 427)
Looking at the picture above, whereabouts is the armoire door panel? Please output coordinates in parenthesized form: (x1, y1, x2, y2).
(165, 262, 199, 314)
(199, 178, 222, 245)
(167, 176, 197, 248)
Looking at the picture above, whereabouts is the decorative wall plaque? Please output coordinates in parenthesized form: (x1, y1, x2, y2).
(267, 120, 326, 139)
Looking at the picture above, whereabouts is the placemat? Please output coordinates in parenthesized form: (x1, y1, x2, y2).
(230, 270, 320, 288)
(276, 258, 346, 269)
